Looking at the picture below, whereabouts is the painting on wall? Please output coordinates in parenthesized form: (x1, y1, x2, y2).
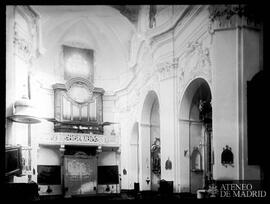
(97, 165, 119, 185)
(37, 165, 61, 185)
(63, 45, 94, 82)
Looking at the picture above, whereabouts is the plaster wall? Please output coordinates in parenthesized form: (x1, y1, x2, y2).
(212, 29, 239, 180)
(159, 78, 175, 182)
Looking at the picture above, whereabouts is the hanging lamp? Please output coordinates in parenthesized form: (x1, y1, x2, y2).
(7, 95, 41, 124)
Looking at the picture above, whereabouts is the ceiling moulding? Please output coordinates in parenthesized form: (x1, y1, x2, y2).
(111, 5, 140, 24)
(150, 6, 204, 47)
(145, 5, 195, 40)
(150, 6, 208, 62)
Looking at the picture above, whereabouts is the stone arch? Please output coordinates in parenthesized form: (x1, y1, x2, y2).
(139, 90, 160, 191)
(177, 77, 212, 193)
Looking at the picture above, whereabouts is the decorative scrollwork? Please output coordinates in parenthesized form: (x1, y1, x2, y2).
(14, 36, 33, 62)
(65, 77, 94, 104)
(40, 132, 119, 146)
(178, 40, 212, 96)
(156, 58, 178, 80)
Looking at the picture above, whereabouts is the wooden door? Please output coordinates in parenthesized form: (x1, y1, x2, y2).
(64, 155, 97, 197)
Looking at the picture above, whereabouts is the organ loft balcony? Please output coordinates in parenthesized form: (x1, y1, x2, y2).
(37, 79, 120, 147)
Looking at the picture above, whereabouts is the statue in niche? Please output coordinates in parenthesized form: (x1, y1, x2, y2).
(191, 147, 202, 172)
(221, 145, 234, 167)
(151, 137, 160, 176)
(199, 99, 212, 125)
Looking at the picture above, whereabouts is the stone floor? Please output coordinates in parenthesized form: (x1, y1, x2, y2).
(37, 191, 197, 202)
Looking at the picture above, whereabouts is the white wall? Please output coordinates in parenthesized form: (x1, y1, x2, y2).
(37, 146, 61, 165)
(159, 77, 175, 181)
(128, 123, 139, 189)
(98, 151, 117, 166)
(212, 29, 239, 180)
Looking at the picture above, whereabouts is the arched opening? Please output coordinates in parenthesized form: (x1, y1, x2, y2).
(140, 91, 160, 191)
(179, 78, 212, 194)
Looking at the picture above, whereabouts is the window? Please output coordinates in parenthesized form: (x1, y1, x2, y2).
(63, 45, 94, 81)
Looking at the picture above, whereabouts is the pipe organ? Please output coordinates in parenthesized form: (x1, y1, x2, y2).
(53, 77, 104, 134)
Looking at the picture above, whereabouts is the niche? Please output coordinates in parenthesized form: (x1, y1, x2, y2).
(191, 147, 202, 173)
(165, 157, 172, 170)
(221, 145, 234, 167)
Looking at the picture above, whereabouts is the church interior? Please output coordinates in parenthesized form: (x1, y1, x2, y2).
(5, 5, 267, 201)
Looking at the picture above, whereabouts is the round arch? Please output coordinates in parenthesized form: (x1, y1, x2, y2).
(178, 77, 212, 119)
(177, 77, 212, 194)
(139, 90, 161, 191)
(179, 77, 212, 120)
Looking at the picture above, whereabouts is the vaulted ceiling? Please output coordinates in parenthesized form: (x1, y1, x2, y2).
(31, 5, 139, 91)
(32, 5, 136, 51)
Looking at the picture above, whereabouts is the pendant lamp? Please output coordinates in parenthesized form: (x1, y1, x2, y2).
(7, 96, 41, 124)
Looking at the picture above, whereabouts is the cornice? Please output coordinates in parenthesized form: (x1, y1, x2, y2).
(113, 5, 210, 101)
(208, 5, 263, 32)
(150, 6, 207, 60)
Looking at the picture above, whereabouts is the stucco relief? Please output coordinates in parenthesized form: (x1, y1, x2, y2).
(156, 58, 178, 81)
(116, 74, 160, 119)
(178, 40, 212, 95)
(208, 5, 262, 31)
(14, 20, 35, 63)
(128, 33, 145, 69)
(14, 7, 39, 63)
(14, 35, 33, 62)
(39, 132, 119, 146)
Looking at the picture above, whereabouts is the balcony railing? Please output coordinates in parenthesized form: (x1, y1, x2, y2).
(38, 132, 120, 147)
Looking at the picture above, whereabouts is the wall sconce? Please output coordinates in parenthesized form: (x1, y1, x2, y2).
(123, 168, 127, 175)
(184, 149, 189, 157)
(165, 157, 172, 170)
(7, 96, 41, 124)
(146, 177, 150, 185)
(96, 146, 102, 153)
